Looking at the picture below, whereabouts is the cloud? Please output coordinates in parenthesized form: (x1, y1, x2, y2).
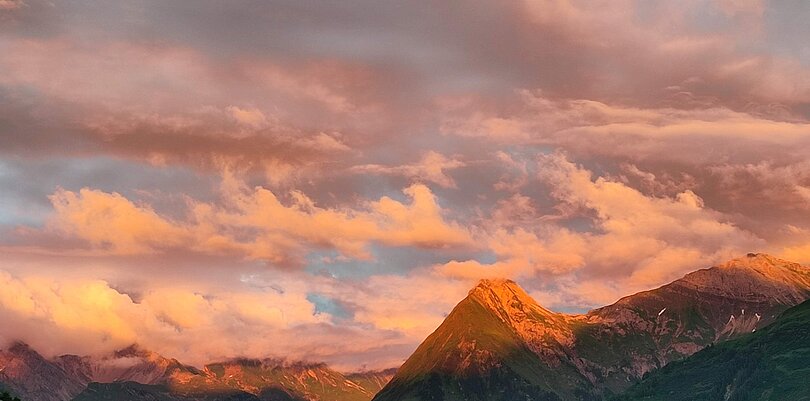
(226, 106, 268, 129)
(0, 262, 476, 370)
(437, 152, 763, 306)
(44, 176, 472, 266)
(0, 0, 23, 10)
(440, 90, 810, 165)
(0, 269, 333, 366)
(47, 189, 191, 255)
(0, 38, 366, 180)
(351, 151, 465, 188)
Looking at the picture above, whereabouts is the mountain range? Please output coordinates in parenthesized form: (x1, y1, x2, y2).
(372, 253, 810, 401)
(3, 253, 810, 401)
(0, 343, 393, 401)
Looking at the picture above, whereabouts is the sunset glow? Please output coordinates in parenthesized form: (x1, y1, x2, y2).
(2, 0, 810, 375)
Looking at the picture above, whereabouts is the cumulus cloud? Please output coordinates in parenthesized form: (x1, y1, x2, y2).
(0, 262, 478, 370)
(44, 175, 472, 266)
(48, 189, 191, 255)
(0, 269, 337, 366)
(437, 153, 763, 306)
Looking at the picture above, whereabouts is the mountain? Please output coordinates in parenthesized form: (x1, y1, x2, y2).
(372, 253, 810, 401)
(345, 369, 397, 397)
(55, 344, 201, 386)
(372, 278, 597, 401)
(615, 298, 810, 401)
(71, 359, 393, 401)
(172, 358, 395, 401)
(582, 253, 810, 393)
(0, 343, 393, 401)
(0, 343, 85, 401)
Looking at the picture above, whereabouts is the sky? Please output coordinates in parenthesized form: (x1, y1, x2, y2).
(1, 0, 810, 371)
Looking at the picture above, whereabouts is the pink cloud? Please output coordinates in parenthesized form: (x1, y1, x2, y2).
(351, 151, 465, 188)
(436, 152, 763, 306)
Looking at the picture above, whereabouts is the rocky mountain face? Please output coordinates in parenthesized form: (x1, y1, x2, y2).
(616, 298, 810, 401)
(0, 343, 84, 401)
(345, 369, 396, 396)
(169, 359, 394, 401)
(0, 345, 392, 401)
(373, 253, 810, 401)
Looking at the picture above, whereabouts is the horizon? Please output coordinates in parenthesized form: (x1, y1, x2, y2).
(2, 0, 810, 373)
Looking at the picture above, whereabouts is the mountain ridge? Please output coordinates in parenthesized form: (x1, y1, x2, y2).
(0, 343, 394, 401)
(373, 253, 810, 401)
(615, 298, 810, 400)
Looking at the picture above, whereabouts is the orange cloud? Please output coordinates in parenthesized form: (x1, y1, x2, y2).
(0, 270, 338, 366)
(46, 176, 472, 266)
(48, 188, 191, 255)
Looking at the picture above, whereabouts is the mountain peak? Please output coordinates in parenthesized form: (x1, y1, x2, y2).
(474, 277, 518, 288)
(114, 344, 147, 358)
(464, 277, 575, 349)
(471, 278, 522, 294)
(6, 341, 35, 354)
(718, 253, 802, 271)
(713, 253, 809, 288)
(467, 278, 549, 316)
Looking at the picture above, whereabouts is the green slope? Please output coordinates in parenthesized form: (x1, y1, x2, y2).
(615, 299, 810, 401)
(72, 382, 261, 401)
